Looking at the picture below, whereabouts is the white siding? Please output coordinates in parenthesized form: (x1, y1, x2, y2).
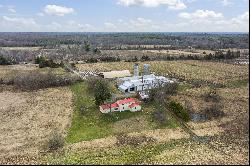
(119, 102, 133, 111)
(130, 105, 142, 112)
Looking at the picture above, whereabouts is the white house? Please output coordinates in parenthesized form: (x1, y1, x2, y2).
(99, 98, 141, 113)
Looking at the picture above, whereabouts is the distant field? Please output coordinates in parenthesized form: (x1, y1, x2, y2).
(76, 60, 249, 86)
(101, 49, 212, 58)
(101, 48, 246, 58)
(0, 47, 41, 51)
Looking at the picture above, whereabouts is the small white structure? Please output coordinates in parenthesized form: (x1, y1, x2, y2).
(99, 70, 131, 79)
(138, 91, 150, 100)
(100, 98, 141, 113)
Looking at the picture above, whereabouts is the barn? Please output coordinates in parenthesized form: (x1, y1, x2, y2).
(99, 70, 131, 79)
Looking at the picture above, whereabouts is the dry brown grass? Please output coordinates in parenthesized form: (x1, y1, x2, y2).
(76, 60, 248, 85)
(147, 138, 249, 165)
(0, 87, 74, 164)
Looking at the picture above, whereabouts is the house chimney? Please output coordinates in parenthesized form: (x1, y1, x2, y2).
(134, 63, 139, 77)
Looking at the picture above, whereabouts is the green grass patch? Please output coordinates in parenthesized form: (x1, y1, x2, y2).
(66, 82, 180, 143)
(225, 79, 249, 88)
(177, 82, 192, 92)
(66, 82, 112, 143)
(67, 82, 142, 143)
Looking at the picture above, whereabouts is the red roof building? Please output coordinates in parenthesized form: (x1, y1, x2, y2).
(99, 98, 141, 113)
(100, 103, 119, 110)
(128, 102, 140, 108)
(116, 98, 136, 105)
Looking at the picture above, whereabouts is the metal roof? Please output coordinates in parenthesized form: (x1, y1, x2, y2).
(100, 70, 131, 79)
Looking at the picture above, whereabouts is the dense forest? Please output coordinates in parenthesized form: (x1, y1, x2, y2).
(0, 32, 248, 49)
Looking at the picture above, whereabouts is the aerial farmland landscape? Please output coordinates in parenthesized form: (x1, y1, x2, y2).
(0, 0, 249, 165)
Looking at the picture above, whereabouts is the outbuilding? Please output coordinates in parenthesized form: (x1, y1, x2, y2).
(99, 70, 131, 79)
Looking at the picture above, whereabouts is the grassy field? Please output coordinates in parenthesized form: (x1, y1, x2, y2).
(66, 82, 179, 143)
(41, 131, 249, 165)
(41, 139, 186, 165)
(0, 65, 68, 81)
(0, 86, 74, 160)
(76, 60, 249, 86)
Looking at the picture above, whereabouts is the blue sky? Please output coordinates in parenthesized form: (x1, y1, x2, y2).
(0, 0, 249, 32)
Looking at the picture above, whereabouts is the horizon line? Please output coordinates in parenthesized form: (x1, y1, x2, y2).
(0, 32, 248, 33)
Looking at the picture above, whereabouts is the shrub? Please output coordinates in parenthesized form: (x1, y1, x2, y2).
(153, 110, 167, 125)
(203, 103, 224, 120)
(0, 55, 11, 65)
(86, 58, 98, 63)
(13, 71, 80, 91)
(99, 56, 120, 62)
(202, 89, 221, 102)
(141, 55, 150, 61)
(35, 56, 46, 64)
(168, 101, 190, 122)
(46, 131, 64, 151)
(35, 56, 62, 68)
(132, 56, 138, 62)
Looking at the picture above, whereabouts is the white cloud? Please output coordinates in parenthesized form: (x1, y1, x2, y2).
(1, 16, 39, 31)
(101, 17, 159, 32)
(79, 24, 95, 30)
(177, 10, 249, 32)
(43, 4, 74, 16)
(179, 9, 223, 19)
(130, 17, 152, 27)
(221, 0, 233, 6)
(37, 12, 45, 17)
(118, 0, 186, 10)
(8, 8, 16, 13)
(2, 16, 37, 26)
(238, 11, 249, 21)
(65, 20, 96, 31)
(104, 22, 117, 29)
(98, 11, 248, 32)
(230, 11, 249, 25)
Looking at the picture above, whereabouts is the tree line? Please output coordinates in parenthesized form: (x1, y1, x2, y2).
(0, 32, 248, 49)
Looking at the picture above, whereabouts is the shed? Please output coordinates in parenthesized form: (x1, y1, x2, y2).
(99, 70, 131, 79)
